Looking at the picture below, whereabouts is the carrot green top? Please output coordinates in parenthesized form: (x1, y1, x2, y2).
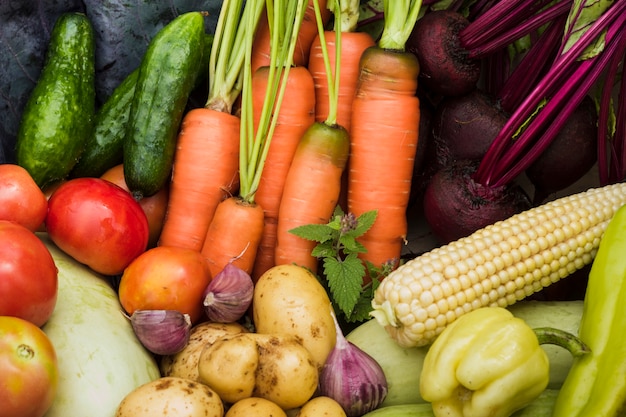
(378, 0, 423, 51)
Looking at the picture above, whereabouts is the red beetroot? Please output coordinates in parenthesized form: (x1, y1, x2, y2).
(423, 159, 531, 244)
(407, 10, 480, 97)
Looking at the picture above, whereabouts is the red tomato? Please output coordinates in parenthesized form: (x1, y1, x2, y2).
(100, 164, 169, 249)
(0, 164, 48, 232)
(118, 246, 212, 323)
(0, 316, 58, 417)
(0, 221, 58, 327)
(45, 178, 149, 276)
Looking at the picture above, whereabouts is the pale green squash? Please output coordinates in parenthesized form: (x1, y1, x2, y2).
(39, 234, 160, 417)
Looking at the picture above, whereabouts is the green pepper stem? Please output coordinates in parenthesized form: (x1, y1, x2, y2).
(533, 327, 590, 358)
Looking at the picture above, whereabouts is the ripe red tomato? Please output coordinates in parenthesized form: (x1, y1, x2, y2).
(118, 246, 212, 324)
(100, 164, 169, 249)
(45, 178, 149, 276)
(0, 316, 58, 417)
(0, 164, 48, 232)
(0, 221, 58, 327)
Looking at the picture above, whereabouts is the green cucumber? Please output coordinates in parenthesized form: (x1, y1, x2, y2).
(15, 12, 95, 188)
(70, 68, 139, 178)
(123, 12, 205, 198)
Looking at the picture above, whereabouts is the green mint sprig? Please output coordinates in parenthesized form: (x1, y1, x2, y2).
(288, 206, 386, 323)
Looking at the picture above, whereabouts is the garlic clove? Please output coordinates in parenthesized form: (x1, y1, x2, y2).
(130, 309, 192, 355)
(202, 263, 254, 323)
(319, 311, 388, 417)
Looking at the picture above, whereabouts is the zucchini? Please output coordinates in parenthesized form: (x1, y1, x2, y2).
(70, 69, 139, 179)
(16, 12, 95, 188)
(346, 300, 583, 407)
(39, 234, 160, 417)
(361, 389, 560, 417)
(123, 12, 205, 198)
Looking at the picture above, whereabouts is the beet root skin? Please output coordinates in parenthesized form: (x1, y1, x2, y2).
(432, 89, 509, 168)
(526, 95, 598, 203)
(423, 160, 532, 244)
(407, 10, 481, 97)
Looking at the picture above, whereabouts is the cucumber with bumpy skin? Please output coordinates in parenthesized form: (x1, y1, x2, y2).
(346, 300, 583, 407)
(123, 12, 205, 198)
(70, 68, 138, 179)
(15, 12, 95, 188)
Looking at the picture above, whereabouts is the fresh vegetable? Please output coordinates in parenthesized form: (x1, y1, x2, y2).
(99, 164, 169, 249)
(158, 1, 260, 251)
(123, 11, 205, 198)
(160, 321, 249, 382)
(225, 397, 287, 417)
(0, 316, 58, 417)
(202, 263, 254, 323)
(319, 311, 388, 416)
(406, 10, 480, 97)
(552, 203, 626, 416)
(0, 164, 48, 232)
(250, 65, 316, 280)
(39, 234, 160, 417)
(347, 0, 422, 274)
(129, 310, 192, 356)
(118, 245, 212, 324)
(69, 69, 138, 179)
(0, 221, 57, 327)
(296, 396, 347, 417)
(201, 0, 310, 277)
(15, 12, 95, 188)
(419, 306, 588, 417)
(45, 177, 149, 276)
(347, 300, 585, 407)
(371, 182, 626, 348)
(360, 389, 561, 417)
(197, 332, 319, 409)
(115, 377, 224, 417)
(253, 263, 337, 370)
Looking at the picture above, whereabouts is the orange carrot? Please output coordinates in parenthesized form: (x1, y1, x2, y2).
(347, 1, 423, 274)
(158, 109, 240, 250)
(202, 0, 310, 277)
(201, 195, 265, 277)
(273, 0, 352, 274)
(157, 1, 264, 251)
(250, 0, 331, 73)
(251, 65, 316, 280)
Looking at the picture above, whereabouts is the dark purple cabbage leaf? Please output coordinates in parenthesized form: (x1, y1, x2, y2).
(0, 0, 222, 163)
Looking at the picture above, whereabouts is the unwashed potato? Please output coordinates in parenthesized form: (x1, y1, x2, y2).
(160, 321, 249, 381)
(198, 332, 319, 410)
(115, 376, 224, 417)
(253, 264, 336, 370)
(296, 396, 347, 417)
(225, 397, 287, 417)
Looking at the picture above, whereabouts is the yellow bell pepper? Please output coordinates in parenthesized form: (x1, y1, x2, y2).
(419, 306, 587, 417)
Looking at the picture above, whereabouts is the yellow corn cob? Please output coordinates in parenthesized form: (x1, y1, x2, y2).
(371, 182, 626, 348)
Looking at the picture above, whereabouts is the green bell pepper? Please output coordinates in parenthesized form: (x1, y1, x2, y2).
(551, 203, 626, 416)
(419, 306, 587, 417)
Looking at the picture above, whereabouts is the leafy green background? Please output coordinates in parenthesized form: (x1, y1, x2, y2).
(0, 0, 223, 164)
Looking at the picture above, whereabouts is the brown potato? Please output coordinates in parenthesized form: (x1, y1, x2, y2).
(115, 376, 224, 417)
(225, 397, 287, 417)
(198, 332, 319, 410)
(296, 396, 347, 417)
(160, 321, 248, 381)
(253, 264, 336, 370)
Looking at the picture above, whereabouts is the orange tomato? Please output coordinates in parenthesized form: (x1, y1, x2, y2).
(100, 164, 169, 248)
(0, 316, 58, 417)
(118, 246, 212, 324)
(0, 164, 48, 232)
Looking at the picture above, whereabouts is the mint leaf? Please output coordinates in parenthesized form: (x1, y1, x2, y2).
(324, 254, 365, 317)
(339, 234, 367, 254)
(353, 210, 377, 236)
(289, 223, 334, 243)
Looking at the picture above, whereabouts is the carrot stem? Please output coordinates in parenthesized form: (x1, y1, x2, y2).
(378, 0, 423, 51)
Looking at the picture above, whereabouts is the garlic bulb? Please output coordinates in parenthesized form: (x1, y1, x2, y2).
(130, 309, 192, 355)
(202, 263, 254, 323)
(319, 312, 388, 416)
